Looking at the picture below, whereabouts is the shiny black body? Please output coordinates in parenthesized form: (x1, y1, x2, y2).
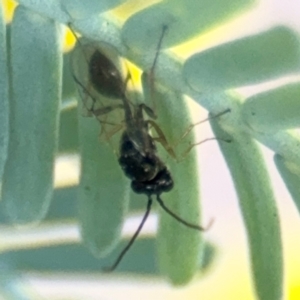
(118, 131, 174, 196)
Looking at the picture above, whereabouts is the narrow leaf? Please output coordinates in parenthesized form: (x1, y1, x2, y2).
(77, 109, 130, 257)
(122, 0, 255, 53)
(242, 82, 300, 132)
(184, 26, 300, 91)
(2, 6, 62, 224)
(142, 75, 202, 285)
(210, 117, 283, 300)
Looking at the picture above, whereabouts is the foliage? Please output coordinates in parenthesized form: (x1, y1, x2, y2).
(1, 0, 300, 299)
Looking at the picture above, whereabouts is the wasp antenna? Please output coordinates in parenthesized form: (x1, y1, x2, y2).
(103, 196, 153, 272)
(148, 25, 169, 116)
(156, 195, 206, 231)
